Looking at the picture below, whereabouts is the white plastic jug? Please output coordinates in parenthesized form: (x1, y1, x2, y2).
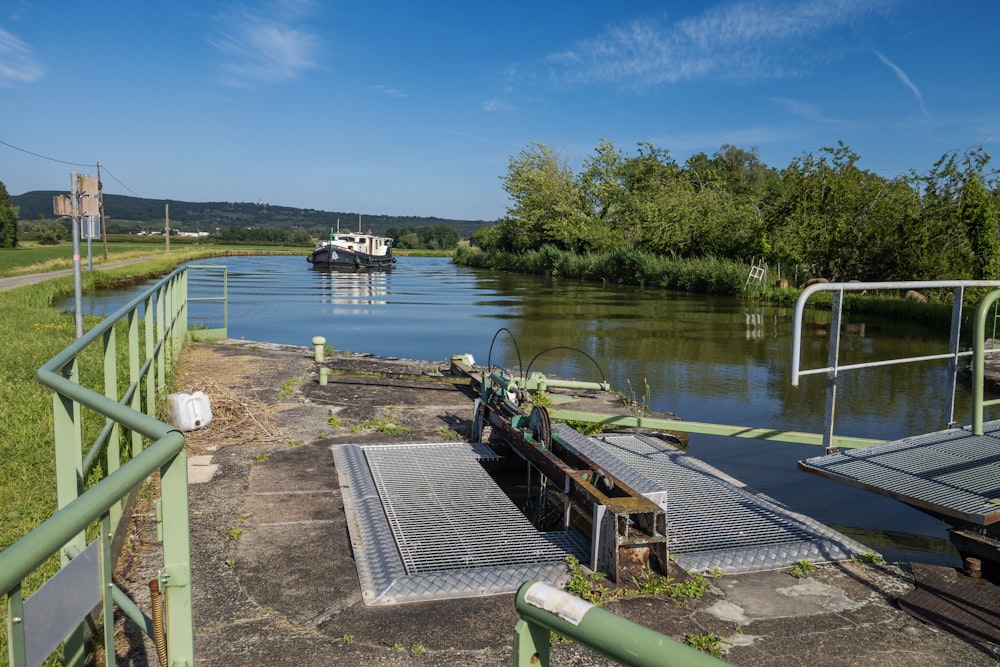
(165, 391, 213, 431)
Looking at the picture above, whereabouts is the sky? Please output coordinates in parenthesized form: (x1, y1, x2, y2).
(1, 0, 999, 221)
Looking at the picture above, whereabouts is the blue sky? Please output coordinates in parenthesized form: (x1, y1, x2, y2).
(1, 0, 998, 221)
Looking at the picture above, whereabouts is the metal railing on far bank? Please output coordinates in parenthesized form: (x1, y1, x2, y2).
(0, 264, 227, 667)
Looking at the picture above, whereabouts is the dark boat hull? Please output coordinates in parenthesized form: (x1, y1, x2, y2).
(307, 246, 395, 270)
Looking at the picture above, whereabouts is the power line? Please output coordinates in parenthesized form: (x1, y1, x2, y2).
(1, 138, 142, 198)
(99, 164, 141, 197)
(0, 138, 92, 167)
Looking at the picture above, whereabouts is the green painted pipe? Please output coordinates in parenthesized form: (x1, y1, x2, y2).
(514, 581, 729, 666)
(546, 409, 881, 449)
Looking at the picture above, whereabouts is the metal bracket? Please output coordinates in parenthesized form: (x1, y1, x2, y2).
(159, 563, 190, 588)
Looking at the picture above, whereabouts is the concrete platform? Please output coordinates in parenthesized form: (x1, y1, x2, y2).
(113, 340, 1000, 665)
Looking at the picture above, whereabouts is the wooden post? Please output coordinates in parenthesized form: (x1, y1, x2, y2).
(97, 162, 108, 260)
(165, 203, 170, 252)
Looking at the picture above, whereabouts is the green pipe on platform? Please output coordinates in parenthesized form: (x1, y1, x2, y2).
(546, 409, 882, 449)
(513, 581, 729, 666)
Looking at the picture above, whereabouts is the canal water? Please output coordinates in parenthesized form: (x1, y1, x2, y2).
(74, 254, 974, 567)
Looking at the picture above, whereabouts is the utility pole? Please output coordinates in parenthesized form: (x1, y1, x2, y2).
(97, 161, 108, 260)
(69, 174, 84, 337)
(165, 203, 170, 252)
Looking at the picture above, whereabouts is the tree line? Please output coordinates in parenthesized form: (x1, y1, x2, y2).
(385, 224, 458, 250)
(470, 140, 1000, 282)
(11, 191, 487, 240)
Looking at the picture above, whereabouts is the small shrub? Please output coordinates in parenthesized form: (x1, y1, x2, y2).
(789, 559, 814, 578)
(686, 632, 728, 658)
(852, 552, 886, 565)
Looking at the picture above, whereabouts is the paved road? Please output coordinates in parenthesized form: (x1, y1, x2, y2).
(0, 256, 156, 292)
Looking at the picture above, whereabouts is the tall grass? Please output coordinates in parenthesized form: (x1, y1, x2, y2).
(454, 245, 748, 296)
(454, 245, 974, 328)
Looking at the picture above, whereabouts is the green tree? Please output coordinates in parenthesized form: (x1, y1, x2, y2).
(961, 171, 1000, 279)
(767, 142, 902, 280)
(498, 141, 590, 252)
(907, 147, 996, 280)
(0, 181, 19, 248)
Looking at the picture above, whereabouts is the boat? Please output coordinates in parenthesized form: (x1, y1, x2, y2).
(307, 223, 395, 270)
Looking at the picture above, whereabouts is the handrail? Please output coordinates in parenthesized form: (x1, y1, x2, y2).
(972, 289, 1000, 435)
(1, 265, 225, 667)
(513, 581, 729, 666)
(791, 280, 1000, 453)
(0, 432, 183, 594)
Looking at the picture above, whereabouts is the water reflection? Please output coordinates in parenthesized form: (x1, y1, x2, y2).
(312, 268, 389, 313)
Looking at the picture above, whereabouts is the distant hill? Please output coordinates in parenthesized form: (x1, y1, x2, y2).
(12, 191, 493, 238)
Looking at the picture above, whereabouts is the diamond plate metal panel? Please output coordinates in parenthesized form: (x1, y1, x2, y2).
(801, 424, 1000, 525)
(556, 425, 872, 574)
(333, 441, 584, 605)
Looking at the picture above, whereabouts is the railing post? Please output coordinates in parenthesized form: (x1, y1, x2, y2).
(145, 294, 156, 417)
(822, 290, 844, 454)
(129, 308, 144, 456)
(178, 270, 189, 351)
(945, 287, 964, 428)
(160, 449, 194, 666)
(512, 617, 551, 666)
(156, 283, 166, 393)
(103, 325, 122, 530)
(100, 513, 116, 667)
(972, 289, 1000, 435)
(53, 360, 86, 666)
(6, 584, 26, 667)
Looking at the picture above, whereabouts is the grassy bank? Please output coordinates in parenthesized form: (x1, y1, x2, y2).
(0, 241, 305, 278)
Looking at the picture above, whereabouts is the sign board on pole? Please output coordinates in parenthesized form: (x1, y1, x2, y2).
(78, 175, 99, 196)
(80, 197, 99, 217)
(82, 216, 101, 240)
(53, 195, 72, 216)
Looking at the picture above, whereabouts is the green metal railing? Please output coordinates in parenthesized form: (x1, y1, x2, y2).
(513, 581, 729, 666)
(972, 288, 1000, 435)
(1, 265, 226, 667)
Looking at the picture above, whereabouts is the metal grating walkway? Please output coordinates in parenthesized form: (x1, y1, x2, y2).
(799, 421, 1000, 526)
(554, 425, 872, 574)
(333, 441, 586, 605)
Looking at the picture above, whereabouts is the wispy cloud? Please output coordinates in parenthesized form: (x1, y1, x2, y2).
(652, 124, 793, 155)
(373, 84, 407, 99)
(210, 1, 322, 85)
(765, 96, 846, 124)
(0, 27, 44, 86)
(547, 0, 896, 89)
(482, 99, 513, 112)
(874, 50, 928, 118)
